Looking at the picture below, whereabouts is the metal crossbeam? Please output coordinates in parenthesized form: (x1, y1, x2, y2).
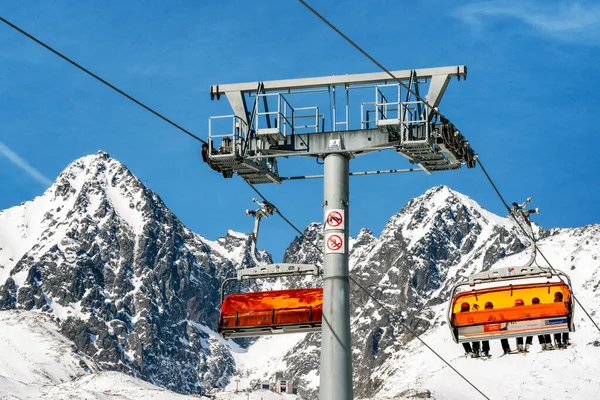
(211, 65, 466, 94)
(237, 263, 318, 281)
(468, 266, 553, 285)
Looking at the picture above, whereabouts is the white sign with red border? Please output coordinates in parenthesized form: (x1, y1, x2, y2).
(325, 232, 345, 254)
(324, 209, 344, 231)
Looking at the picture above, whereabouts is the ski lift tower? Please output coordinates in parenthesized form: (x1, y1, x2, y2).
(203, 66, 476, 400)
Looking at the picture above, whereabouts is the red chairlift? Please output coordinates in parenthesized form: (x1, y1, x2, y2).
(218, 199, 322, 339)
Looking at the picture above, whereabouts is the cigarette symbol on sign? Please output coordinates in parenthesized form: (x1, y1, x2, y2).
(326, 211, 343, 227)
(327, 234, 343, 251)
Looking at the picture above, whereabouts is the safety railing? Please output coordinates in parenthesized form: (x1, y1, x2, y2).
(255, 93, 294, 137)
(293, 106, 324, 133)
(400, 101, 428, 125)
(401, 100, 429, 142)
(208, 114, 248, 157)
(360, 102, 376, 129)
(360, 82, 431, 143)
(361, 102, 399, 129)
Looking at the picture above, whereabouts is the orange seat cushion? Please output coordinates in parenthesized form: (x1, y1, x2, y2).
(452, 303, 569, 327)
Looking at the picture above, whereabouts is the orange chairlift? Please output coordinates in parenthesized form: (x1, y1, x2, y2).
(218, 199, 322, 339)
(447, 198, 576, 343)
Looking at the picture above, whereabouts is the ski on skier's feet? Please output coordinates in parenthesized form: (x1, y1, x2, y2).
(557, 342, 574, 350)
(538, 347, 557, 353)
(498, 350, 520, 357)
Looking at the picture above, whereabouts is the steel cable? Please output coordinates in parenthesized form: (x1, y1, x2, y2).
(0, 15, 207, 145)
(297, 0, 454, 124)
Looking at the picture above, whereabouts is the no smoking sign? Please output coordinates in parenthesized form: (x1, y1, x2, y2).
(325, 232, 345, 254)
(325, 209, 345, 231)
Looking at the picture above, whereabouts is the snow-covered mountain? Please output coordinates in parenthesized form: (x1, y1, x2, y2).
(0, 151, 262, 395)
(1, 151, 598, 400)
(0, 310, 299, 400)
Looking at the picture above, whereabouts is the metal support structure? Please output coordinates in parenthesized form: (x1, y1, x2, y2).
(203, 65, 476, 183)
(280, 167, 423, 180)
(320, 153, 353, 400)
(510, 197, 540, 267)
(225, 198, 319, 284)
(204, 66, 476, 399)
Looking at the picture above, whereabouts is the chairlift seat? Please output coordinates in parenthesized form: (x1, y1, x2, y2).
(452, 303, 569, 327)
(447, 270, 575, 343)
(219, 288, 323, 338)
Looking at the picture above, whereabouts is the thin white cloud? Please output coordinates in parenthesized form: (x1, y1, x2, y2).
(455, 1, 600, 43)
(0, 141, 53, 187)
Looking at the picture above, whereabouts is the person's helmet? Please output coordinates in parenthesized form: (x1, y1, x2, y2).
(554, 292, 564, 301)
(484, 301, 493, 309)
(460, 302, 470, 311)
(532, 297, 540, 304)
(515, 299, 524, 306)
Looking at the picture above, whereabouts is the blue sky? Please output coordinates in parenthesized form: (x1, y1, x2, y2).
(1, 0, 599, 261)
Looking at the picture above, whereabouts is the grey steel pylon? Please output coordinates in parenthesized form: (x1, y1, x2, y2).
(320, 153, 353, 399)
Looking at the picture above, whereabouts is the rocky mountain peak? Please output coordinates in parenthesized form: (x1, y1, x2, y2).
(392, 184, 504, 229)
(0, 152, 258, 395)
(53, 150, 132, 192)
(282, 222, 324, 265)
(47, 150, 156, 236)
(220, 229, 250, 250)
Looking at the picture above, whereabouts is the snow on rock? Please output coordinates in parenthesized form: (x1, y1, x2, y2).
(0, 310, 93, 387)
(0, 151, 261, 396)
(0, 309, 199, 399)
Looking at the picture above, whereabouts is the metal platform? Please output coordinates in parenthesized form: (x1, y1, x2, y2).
(203, 66, 476, 182)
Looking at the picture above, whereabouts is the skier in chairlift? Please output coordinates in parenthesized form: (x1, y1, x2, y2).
(532, 297, 554, 350)
(514, 298, 533, 352)
(459, 302, 476, 356)
(553, 292, 571, 348)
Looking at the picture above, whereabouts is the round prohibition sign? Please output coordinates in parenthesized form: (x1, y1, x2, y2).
(326, 211, 343, 228)
(327, 234, 343, 251)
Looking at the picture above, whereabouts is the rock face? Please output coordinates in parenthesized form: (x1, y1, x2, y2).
(0, 151, 257, 395)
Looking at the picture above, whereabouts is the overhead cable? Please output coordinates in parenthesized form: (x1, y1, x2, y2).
(0, 15, 206, 145)
(297, 0, 449, 122)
